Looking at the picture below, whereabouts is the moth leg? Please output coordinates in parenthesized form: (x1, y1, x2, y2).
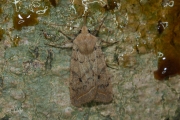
(42, 30, 74, 48)
(92, 14, 108, 36)
(58, 30, 74, 41)
(45, 41, 73, 49)
(100, 38, 119, 48)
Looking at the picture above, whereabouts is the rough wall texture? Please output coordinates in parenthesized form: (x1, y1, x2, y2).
(0, 0, 180, 120)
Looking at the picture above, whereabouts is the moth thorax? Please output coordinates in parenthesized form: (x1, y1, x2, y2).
(75, 36, 97, 55)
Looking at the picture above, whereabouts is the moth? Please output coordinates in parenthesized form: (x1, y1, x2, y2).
(69, 25, 113, 107)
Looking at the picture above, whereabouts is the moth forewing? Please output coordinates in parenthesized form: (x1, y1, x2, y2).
(69, 43, 97, 107)
(93, 44, 113, 103)
(69, 25, 113, 107)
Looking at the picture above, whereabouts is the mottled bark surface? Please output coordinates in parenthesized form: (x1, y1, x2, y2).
(0, 0, 179, 120)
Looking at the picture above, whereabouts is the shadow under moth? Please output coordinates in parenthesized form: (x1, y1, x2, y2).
(69, 24, 113, 107)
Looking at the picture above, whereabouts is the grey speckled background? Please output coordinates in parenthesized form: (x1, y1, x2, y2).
(0, 0, 180, 120)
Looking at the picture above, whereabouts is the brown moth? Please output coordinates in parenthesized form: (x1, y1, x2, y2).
(69, 25, 113, 107)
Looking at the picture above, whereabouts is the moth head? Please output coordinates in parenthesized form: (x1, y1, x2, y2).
(81, 26, 89, 34)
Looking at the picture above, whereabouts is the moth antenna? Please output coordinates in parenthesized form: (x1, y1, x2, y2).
(58, 30, 73, 41)
(93, 13, 108, 36)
